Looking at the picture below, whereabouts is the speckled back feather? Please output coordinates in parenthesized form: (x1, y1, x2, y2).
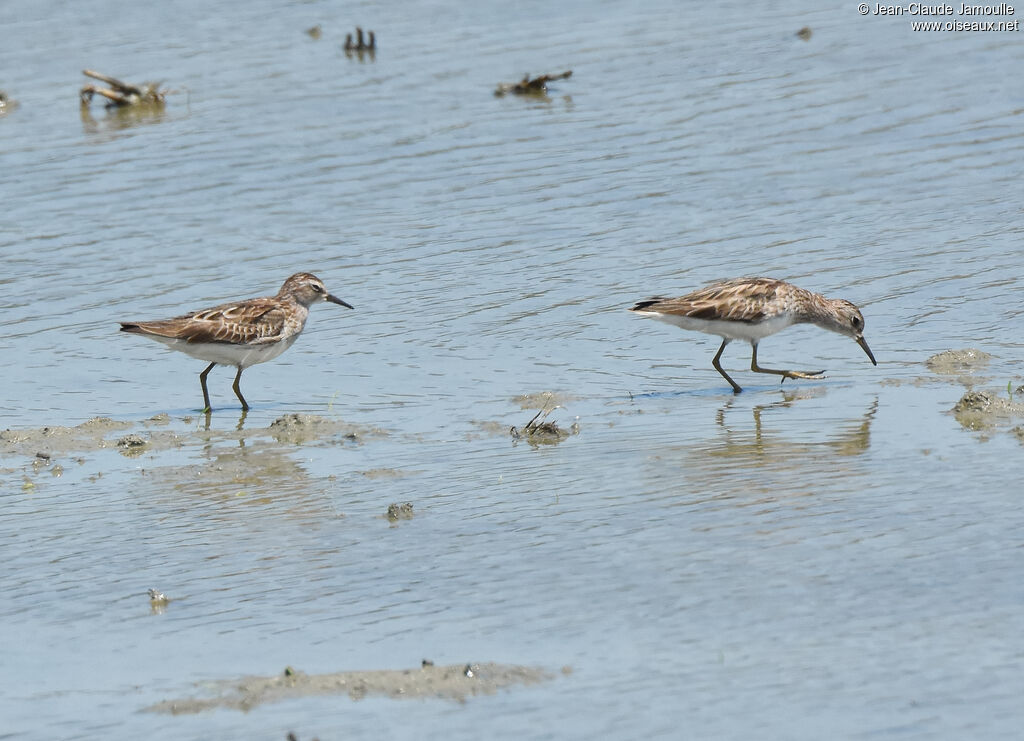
(121, 300, 289, 345)
(118, 272, 338, 346)
(630, 278, 807, 324)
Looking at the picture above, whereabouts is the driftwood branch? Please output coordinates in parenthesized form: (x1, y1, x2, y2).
(495, 70, 572, 96)
(344, 27, 376, 54)
(80, 69, 167, 107)
(82, 69, 142, 96)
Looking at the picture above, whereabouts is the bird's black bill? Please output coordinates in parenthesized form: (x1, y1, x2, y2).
(857, 336, 877, 366)
(326, 294, 354, 309)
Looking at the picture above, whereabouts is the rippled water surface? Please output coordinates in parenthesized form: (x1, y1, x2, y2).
(3, 0, 1024, 738)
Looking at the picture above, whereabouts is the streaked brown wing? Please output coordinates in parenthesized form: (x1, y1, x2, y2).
(187, 301, 286, 344)
(633, 278, 786, 323)
(122, 297, 287, 345)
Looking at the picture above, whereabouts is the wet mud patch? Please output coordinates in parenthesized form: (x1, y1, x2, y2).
(145, 441, 315, 500)
(880, 349, 996, 389)
(2, 414, 382, 461)
(0, 417, 209, 463)
(360, 467, 415, 479)
(951, 389, 1024, 439)
(144, 662, 554, 714)
(926, 348, 993, 376)
(1, 418, 178, 489)
(1, 417, 134, 457)
(2, 414, 386, 495)
(269, 413, 384, 445)
(141, 416, 384, 500)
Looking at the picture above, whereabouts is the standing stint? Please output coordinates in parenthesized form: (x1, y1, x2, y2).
(629, 277, 876, 393)
(120, 272, 353, 411)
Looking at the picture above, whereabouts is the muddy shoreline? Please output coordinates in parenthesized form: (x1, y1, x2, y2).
(924, 349, 1024, 440)
(0, 413, 383, 459)
(145, 662, 557, 713)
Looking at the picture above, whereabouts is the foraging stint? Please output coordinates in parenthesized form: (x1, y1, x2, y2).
(0, 90, 18, 116)
(120, 273, 353, 412)
(630, 277, 876, 393)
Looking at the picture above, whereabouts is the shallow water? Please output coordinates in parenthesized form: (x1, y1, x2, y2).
(3, 0, 1024, 738)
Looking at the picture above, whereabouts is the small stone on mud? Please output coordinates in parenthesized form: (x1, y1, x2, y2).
(115, 434, 149, 458)
(386, 502, 414, 521)
(117, 434, 148, 448)
(953, 390, 993, 413)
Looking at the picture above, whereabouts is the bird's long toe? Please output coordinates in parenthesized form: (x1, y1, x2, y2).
(786, 369, 827, 380)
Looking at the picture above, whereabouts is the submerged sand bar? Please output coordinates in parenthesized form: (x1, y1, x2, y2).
(145, 663, 555, 714)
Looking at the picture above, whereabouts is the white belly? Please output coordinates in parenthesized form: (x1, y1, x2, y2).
(145, 335, 299, 369)
(643, 313, 795, 342)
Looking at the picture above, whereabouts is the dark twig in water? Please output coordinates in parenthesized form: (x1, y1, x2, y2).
(495, 70, 572, 97)
(80, 69, 168, 108)
(344, 27, 376, 57)
(510, 403, 577, 445)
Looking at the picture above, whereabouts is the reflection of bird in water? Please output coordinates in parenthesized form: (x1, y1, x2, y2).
(706, 393, 878, 466)
(631, 278, 876, 393)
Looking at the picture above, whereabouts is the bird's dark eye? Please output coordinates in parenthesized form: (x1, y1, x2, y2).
(852, 316, 862, 329)
(311, 284, 323, 293)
